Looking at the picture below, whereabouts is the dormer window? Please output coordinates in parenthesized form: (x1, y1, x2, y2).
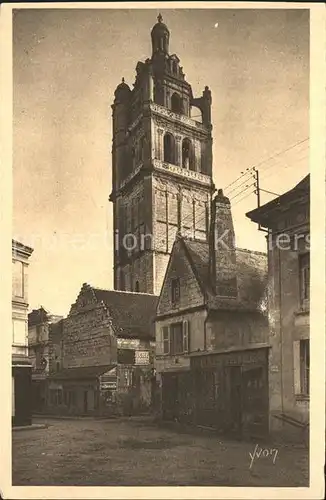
(171, 278, 180, 304)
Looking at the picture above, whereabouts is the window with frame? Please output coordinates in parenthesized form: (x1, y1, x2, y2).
(299, 252, 310, 308)
(171, 278, 180, 305)
(12, 260, 24, 298)
(300, 339, 309, 396)
(161, 321, 189, 355)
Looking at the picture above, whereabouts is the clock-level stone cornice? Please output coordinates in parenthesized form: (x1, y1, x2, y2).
(152, 159, 213, 188)
(109, 158, 214, 201)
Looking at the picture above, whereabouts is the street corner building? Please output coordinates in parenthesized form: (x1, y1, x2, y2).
(45, 284, 158, 417)
(28, 307, 64, 414)
(12, 239, 34, 426)
(246, 174, 310, 442)
(110, 14, 215, 297)
(155, 189, 270, 439)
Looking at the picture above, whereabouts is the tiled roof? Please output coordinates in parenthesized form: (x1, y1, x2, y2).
(246, 174, 309, 224)
(92, 288, 159, 340)
(182, 239, 267, 312)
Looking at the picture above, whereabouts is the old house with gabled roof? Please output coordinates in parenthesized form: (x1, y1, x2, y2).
(12, 239, 34, 426)
(246, 174, 310, 441)
(28, 307, 63, 413)
(47, 284, 158, 416)
(155, 189, 269, 438)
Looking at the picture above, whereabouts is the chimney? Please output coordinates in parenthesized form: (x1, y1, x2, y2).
(209, 189, 238, 297)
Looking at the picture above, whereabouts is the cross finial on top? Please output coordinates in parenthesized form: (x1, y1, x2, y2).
(122, 77, 125, 83)
(157, 13, 163, 23)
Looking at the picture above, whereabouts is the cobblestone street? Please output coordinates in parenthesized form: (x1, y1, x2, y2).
(12, 417, 308, 486)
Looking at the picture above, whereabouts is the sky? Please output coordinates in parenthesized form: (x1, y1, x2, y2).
(12, 7, 309, 316)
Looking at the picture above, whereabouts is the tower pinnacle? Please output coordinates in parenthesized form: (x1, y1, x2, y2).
(151, 13, 170, 55)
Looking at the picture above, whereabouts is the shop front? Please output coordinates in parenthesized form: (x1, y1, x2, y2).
(190, 346, 270, 438)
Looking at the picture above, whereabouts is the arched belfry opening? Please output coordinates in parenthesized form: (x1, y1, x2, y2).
(164, 133, 175, 164)
(135, 280, 140, 293)
(171, 93, 182, 114)
(182, 138, 194, 170)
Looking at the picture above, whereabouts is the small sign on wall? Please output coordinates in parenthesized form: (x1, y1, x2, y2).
(135, 350, 150, 365)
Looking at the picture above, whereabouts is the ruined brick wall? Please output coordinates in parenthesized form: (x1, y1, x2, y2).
(63, 305, 117, 369)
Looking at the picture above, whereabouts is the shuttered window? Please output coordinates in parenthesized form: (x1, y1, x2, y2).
(162, 326, 170, 354)
(162, 321, 190, 355)
(183, 320, 190, 353)
(299, 253, 310, 307)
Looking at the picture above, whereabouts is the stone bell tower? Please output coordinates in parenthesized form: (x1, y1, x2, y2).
(110, 14, 215, 295)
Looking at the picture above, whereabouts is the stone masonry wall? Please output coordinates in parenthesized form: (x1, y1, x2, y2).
(63, 305, 117, 369)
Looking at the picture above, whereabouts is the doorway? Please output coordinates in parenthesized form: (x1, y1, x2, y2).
(229, 366, 242, 437)
(241, 366, 268, 437)
(162, 373, 178, 421)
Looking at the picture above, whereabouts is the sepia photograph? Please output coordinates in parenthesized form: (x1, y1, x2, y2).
(1, 1, 325, 498)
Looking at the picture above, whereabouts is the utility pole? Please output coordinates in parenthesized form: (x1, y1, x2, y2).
(254, 167, 261, 208)
(254, 168, 266, 233)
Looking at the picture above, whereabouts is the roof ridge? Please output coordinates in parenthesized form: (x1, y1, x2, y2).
(182, 236, 208, 244)
(92, 286, 159, 297)
(235, 247, 267, 256)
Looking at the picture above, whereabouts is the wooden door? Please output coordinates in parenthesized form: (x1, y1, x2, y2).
(162, 373, 178, 421)
(229, 366, 242, 437)
(241, 366, 268, 438)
